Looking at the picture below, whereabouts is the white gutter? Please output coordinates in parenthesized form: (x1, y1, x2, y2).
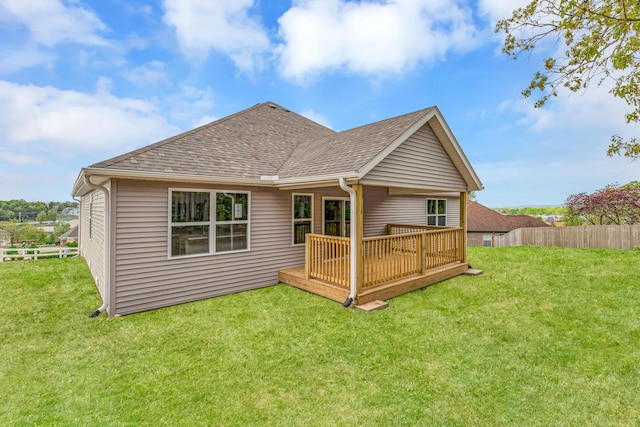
(339, 178, 357, 307)
(83, 175, 111, 318)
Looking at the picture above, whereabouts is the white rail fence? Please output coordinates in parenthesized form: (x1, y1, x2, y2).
(1, 246, 79, 262)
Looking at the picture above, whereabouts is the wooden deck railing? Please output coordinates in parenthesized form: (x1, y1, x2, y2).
(306, 234, 351, 288)
(304, 226, 465, 290)
(363, 227, 464, 288)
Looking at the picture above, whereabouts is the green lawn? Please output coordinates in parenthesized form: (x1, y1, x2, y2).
(1, 247, 639, 426)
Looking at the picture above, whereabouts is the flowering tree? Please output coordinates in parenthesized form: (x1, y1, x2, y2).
(565, 183, 640, 224)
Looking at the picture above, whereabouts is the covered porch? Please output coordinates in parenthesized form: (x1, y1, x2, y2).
(280, 187, 471, 307)
(279, 225, 468, 304)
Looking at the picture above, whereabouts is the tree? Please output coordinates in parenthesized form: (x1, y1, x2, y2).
(565, 183, 640, 225)
(496, 0, 640, 159)
(36, 211, 47, 222)
(0, 220, 23, 244)
(46, 208, 57, 222)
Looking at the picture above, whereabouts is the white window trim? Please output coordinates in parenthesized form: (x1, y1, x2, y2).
(168, 188, 251, 259)
(292, 193, 313, 246)
(427, 198, 447, 227)
(482, 233, 492, 247)
(322, 196, 350, 237)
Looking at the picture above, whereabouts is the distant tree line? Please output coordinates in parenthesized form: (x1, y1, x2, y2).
(495, 206, 566, 217)
(0, 200, 78, 222)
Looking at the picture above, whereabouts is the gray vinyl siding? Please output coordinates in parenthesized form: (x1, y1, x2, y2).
(363, 186, 460, 236)
(361, 124, 467, 191)
(80, 188, 107, 299)
(112, 180, 350, 315)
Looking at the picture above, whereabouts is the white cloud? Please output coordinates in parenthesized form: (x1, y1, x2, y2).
(0, 45, 53, 74)
(0, 150, 42, 167)
(0, 0, 109, 47)
(162, 0, 271, 71)
(0, 80, 178, 154)
(300, 109, 332, 129)
(499, 82, 638, 139)
(478, 0, 530, 25)
(122, 61, 170, 85)
(276, 0, 479, 83)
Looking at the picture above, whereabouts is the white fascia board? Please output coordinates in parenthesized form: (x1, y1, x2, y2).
(77, 167, 275, 191)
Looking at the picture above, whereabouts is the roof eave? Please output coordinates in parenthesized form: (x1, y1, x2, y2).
(72, 167, 361, 196)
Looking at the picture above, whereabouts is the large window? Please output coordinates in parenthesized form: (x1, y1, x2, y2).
(427, 199, 447, 226)
(292, 194, 313, 245)
(170, 190, 249, 257)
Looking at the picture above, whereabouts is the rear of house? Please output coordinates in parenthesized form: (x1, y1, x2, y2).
(74, 102, 482, 315)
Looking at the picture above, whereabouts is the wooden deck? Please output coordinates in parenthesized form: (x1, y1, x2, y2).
(279, 257, 468, 305)
(280, 225, 468, 305)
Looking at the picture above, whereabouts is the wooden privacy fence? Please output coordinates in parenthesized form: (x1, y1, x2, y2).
(305, 226, 465, 290)
(1, 246, 79, 262)
(493, 225, 640, 249)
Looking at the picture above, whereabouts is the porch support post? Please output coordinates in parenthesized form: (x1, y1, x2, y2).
(353, 184, 364, 298)
(459, 191, 468, 264)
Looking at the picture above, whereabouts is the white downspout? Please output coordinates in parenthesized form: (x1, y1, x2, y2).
(83, 175, 110, 318)
(339, 178, 357, 307)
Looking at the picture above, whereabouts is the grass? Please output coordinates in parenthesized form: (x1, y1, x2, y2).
(1, 247, 639, 426)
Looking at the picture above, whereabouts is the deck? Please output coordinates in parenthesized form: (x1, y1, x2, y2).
(279, 225, 468, 305)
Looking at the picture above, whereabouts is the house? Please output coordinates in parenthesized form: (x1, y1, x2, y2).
(60, 207, 80, 216)
(467, 200, 549, 247)
(72, 102, 483, 316)
(59, 224, 78, 246)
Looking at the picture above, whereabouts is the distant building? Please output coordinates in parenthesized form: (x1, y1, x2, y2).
(467, 201, 550, 247)
(60, 207, 80, 216)
(59, 225, 78, 246)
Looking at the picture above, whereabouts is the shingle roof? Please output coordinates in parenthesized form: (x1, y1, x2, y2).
(90, 101, 433, 180)
(92, 102, 336, 179)
(467, 200, 549, 232)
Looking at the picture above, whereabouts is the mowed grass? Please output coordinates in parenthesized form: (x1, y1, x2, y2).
(1, 247, 639, 426)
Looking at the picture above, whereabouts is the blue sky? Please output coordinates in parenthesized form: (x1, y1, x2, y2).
(0, 0, 637, 207)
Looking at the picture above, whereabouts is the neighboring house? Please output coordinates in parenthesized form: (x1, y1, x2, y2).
(72, 102, 483, 316)
(467, 200, 550, 247)
(61, 207, 80, 216)
(59, 224, 78, 246)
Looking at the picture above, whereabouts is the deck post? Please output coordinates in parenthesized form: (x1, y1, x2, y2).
(419, 233, 427, 275)
(304, 236, 311, 280)
(460, 192, 468, 264)
(353, 184, 364, 299)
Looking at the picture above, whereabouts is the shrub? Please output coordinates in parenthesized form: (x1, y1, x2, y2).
(66, 241, 78, 248)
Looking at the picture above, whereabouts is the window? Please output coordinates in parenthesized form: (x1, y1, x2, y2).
(323, 198, 350, 237)
(292, 194, 313, 245)
(170, 190, 249, 257)
(482, 233, 492, 247)
(215, 192, 248, 253)
(427, 199, 447, 226)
